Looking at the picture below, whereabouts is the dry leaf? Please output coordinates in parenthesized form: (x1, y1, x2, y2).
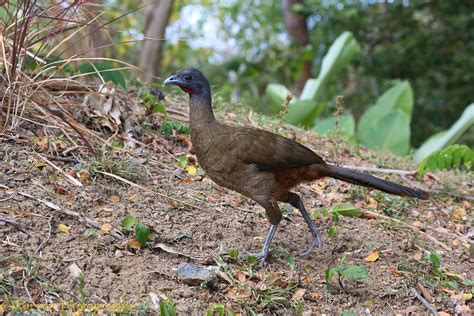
(128, 194, 137, 201)
(128, 239, 141, 250)
(413, 252, 423, 261)
(97, 203, 113, 212)
(452, 207, 467, 220)
(416, 281, 433, 303)
(101, 223, 112, 232)
(412, 220, 423, 228)
(69, 263, 82, 278)
(438, 312, 450, 316)
(57, 224, 70, 233)
(110, 195, 120, 202)
(187, 166, 197, 175)
(365, 250, 379, 262)
(367, 197, 378, 209)
(291, 288, 306, 301)
(216, 270, 233, 284)
(226, 286, 252, 300)
(235, 271, 246, 283)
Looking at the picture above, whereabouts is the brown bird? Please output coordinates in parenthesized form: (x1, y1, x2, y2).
(164, 68, 428, 266)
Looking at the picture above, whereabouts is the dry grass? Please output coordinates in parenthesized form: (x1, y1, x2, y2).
(0, 0, 140, 154)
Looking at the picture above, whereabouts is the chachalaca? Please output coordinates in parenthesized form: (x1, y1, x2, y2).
(164, 68, 428, 266)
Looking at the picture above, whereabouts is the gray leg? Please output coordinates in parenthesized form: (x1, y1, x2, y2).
(281, 192, 323, 257)
(252, 224, 277, 268)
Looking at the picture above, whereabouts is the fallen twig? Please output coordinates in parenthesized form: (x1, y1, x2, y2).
(0, 184, 122, 240)
(363, 209, 451, 251)
(35, 214, 53, 254)
(96, 171, 208, 213)
(342, 165, 417, 175)
(409, 287, 439, 316)
(35, 153, 82, 187)
(0, 216, 31, 235)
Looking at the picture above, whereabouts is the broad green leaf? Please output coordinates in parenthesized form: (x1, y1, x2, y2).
(357, 111, 411, 156)
(282, 31, 360, 127)
(77, 63, 126, 87)
(264, 83, 293, 113)
(331, 205, 363, 217)
(135, 223, 150, 247)
(414, 103, 474, 162)
(372, 81, 413, 121)
(313, 114, 355, 139)
(357, 81, 414, 133)
(325, 268, 337, 292)
(300, 31, 360, 100)
(337, 265, 369, 280)
(121, 215, 137, 230)
(285, 99, 324, 127)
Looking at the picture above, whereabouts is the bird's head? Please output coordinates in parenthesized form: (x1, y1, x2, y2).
(164, 68, 210, 96)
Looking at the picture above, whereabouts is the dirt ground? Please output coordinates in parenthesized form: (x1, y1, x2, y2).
(0, 94, 472, 315)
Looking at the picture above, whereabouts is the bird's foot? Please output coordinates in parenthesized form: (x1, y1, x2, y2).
(248, 250, 271, 269)
(299, 222, 331, 257)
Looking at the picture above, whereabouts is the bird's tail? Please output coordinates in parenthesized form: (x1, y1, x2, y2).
(325, 165, 428, 200)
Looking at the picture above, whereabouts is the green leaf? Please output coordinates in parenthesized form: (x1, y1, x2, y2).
(429, 252, 441, 268)
(414, 103, 474, 162)
(264, 83, 292, 114)
(159, 299, 176, 316)
(417, 144, 474, 176)
(285, 99, 324, 127)
(121, 215, 137, 230)
(277, 31, 360, 127)
(300, 31, 360, 101)
(337, 265, 369, 280)
(227, 248, 239, 260)
(246, 255, 258, 265)
(135, 223, 150, 247)
(325, 268, 336, 292)
(327, 225, 337, 237)
(331, 205, 363, 218)
(357, 111, 411, 156)
(340, 312, 357, 316)
(313, 114, 356, 139)
(77, 62, 126, 87)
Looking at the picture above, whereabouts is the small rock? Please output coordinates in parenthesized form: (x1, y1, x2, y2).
(177, 263, 217, 289)
(68, 263, 82, 279)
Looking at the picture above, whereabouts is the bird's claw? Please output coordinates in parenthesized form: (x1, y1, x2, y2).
(299, 222, 326, 257)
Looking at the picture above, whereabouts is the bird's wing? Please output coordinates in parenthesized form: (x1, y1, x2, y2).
(231, 126, 326, 171)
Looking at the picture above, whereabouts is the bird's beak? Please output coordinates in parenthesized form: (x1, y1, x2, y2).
(164, 75, 179, 85)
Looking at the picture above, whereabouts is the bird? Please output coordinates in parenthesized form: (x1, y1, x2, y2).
(164, 68, 428, 266)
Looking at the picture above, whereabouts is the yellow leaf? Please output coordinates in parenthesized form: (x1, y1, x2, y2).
(128, 239, 141, 249)
(128, 194, 137, 201)
(187, 166, 197, 175)
(110, 195, 120, 202)
(57, 224, 70, 233)
(367, 197, 378, 209)
(101, 223, 112, 232)
(460, 293, 472, 302)
(452, 207, 466, 220)
(365, 250, 379, 262)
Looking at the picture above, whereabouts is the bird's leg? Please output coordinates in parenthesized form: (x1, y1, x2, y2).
(252, 224, 277, 268)
(281, 192, 323, 257)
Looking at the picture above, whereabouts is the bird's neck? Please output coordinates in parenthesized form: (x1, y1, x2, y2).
(189, 93, 215, 125)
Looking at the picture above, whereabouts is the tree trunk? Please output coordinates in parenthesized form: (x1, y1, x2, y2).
(282, 0, 311, 95)
(138, 0, 173, 83)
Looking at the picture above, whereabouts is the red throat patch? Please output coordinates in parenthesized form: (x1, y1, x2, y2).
(178, 85, 193, 94)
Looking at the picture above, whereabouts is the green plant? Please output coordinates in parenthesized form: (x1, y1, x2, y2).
(159, 119, 190, 136)
(122, 215, 151, 247)
(227, 248, 240, 261)
(205, 303, 237, 316)
(77, 275, 87, 303)
(325, 257, 368, 292)
(159, 299, 176, 316)
(414, 103, 474, 162)
(86, 150, 142, 180)
(265, 32, 360, 126)
(417, 144, 473, 176)
(357, 81, 413, 156)
(139, 84, 167, 114)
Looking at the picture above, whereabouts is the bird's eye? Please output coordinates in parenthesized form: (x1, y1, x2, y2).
(184, 75, 192, 81)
